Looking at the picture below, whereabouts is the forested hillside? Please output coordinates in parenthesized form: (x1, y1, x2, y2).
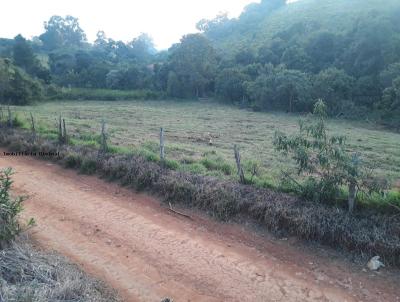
(1, 0, 400, 128)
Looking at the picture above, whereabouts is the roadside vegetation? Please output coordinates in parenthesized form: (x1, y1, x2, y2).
(1, 116, 400, 266)
(0, 168, 120, 301)
(0, 238, 120, 302)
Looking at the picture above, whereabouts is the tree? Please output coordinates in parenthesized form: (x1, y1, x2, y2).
(379, 77, 400, 128)
(94, 31, 109, 48)
(313, 68, 355, 115)
(245, 67, 312, 112)
(257, 45, 279, 65)
(380, 62, 400, 88)
(12, 35, 36, 72)
(306, 31, 337, 72)
(273, 68, 312, 112)
(235, 49, 255, 65)
(128, 33, 157, 62)
(215, 68, 250, 103)
(167, 34, 217, 98)
(39, 15, 87, 50)
(0, 59, 43, 105)
(280, 45, 312, 71)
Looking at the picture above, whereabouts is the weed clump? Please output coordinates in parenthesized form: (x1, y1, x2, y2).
(0, 168, 34, 249)
(80, 158, 98, 175)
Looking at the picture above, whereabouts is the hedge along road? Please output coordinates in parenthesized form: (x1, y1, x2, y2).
(1, 150, 399, 302)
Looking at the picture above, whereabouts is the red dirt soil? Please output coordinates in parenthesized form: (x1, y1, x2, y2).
(1, 150, 399, 302)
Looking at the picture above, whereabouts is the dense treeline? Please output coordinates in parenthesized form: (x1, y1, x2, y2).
(0, 0, 400, 128)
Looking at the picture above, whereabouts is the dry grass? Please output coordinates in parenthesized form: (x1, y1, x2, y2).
(0, 236, 120, 302)
(8, 100, 400, 188)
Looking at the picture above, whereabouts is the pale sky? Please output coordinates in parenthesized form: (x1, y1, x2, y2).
(0, 0, 261, 50)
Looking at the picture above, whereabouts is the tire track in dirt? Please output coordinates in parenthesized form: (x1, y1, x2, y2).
(1, 151, 399, 302)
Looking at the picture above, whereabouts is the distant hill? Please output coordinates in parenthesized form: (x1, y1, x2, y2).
(202, 0, 400, 56)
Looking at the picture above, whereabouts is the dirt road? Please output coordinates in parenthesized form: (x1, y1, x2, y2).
(1, 151, 399, 302)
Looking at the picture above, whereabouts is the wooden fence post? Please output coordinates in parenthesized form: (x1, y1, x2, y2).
(348, 181, 356, 213)
(0, 107, 3, 126)
(30, 112, 36, 143)
(58, 115, 63, 144)
(234, 145, 245, 184)
(7, 106, 12, 128)
(160, 127, 165, 160)
(62, 118, 67, 144)
(99, 119, 108, 155)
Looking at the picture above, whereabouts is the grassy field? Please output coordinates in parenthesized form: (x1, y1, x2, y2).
(9, 100, 400, 190)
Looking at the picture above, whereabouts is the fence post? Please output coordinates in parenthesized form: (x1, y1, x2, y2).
(58, 115, 63, 144)
(234, 145, 245, 184)
(348, 181, 356, 213)
(0, 107, 3, 127)
(62, 118, 67, 144)
(30, 112, 36, 143)
(99, 119, 108, 155)
(7, 106, 12, 128)
(160, 127, 165, 161)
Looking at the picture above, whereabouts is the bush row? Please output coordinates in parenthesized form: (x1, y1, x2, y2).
(51, 88, 163, 101)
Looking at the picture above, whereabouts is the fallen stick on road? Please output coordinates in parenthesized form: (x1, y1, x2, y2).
(168, 202, 193, 220)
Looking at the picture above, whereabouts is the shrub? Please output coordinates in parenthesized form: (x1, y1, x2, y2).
(80, 159, 98, 175)
(63, 153, 83, 168)
(12, 114, 26, 128)
(274, 100, 386, 212)
(0, 168, 33, 248)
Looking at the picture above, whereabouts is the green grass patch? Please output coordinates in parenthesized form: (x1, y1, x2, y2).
(6, 99, 400, 207)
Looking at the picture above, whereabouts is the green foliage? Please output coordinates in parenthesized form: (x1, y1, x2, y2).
(80, 158, 97, 175)
(63, 153, 83, 168)
(200, 156, 233, 175)
(243, 159, 261, 183)
(0, 168, 33, 248)
(215, 68, 250, 103)
(54, 88, 161, 101)
(245, 66, 312, 112)
(164, 159, 180, 170)
(133, 147, 160, 163)
(39, 15, 87, 50)
(274, 100, 386, 211)
(312, 68, 355, 115)
(12, 114, 25, 128)
(166, 34, 217, 98)
(2, 0, 400, 127)
(379, 76, 400, 129)
(0, 59, 43, 105)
